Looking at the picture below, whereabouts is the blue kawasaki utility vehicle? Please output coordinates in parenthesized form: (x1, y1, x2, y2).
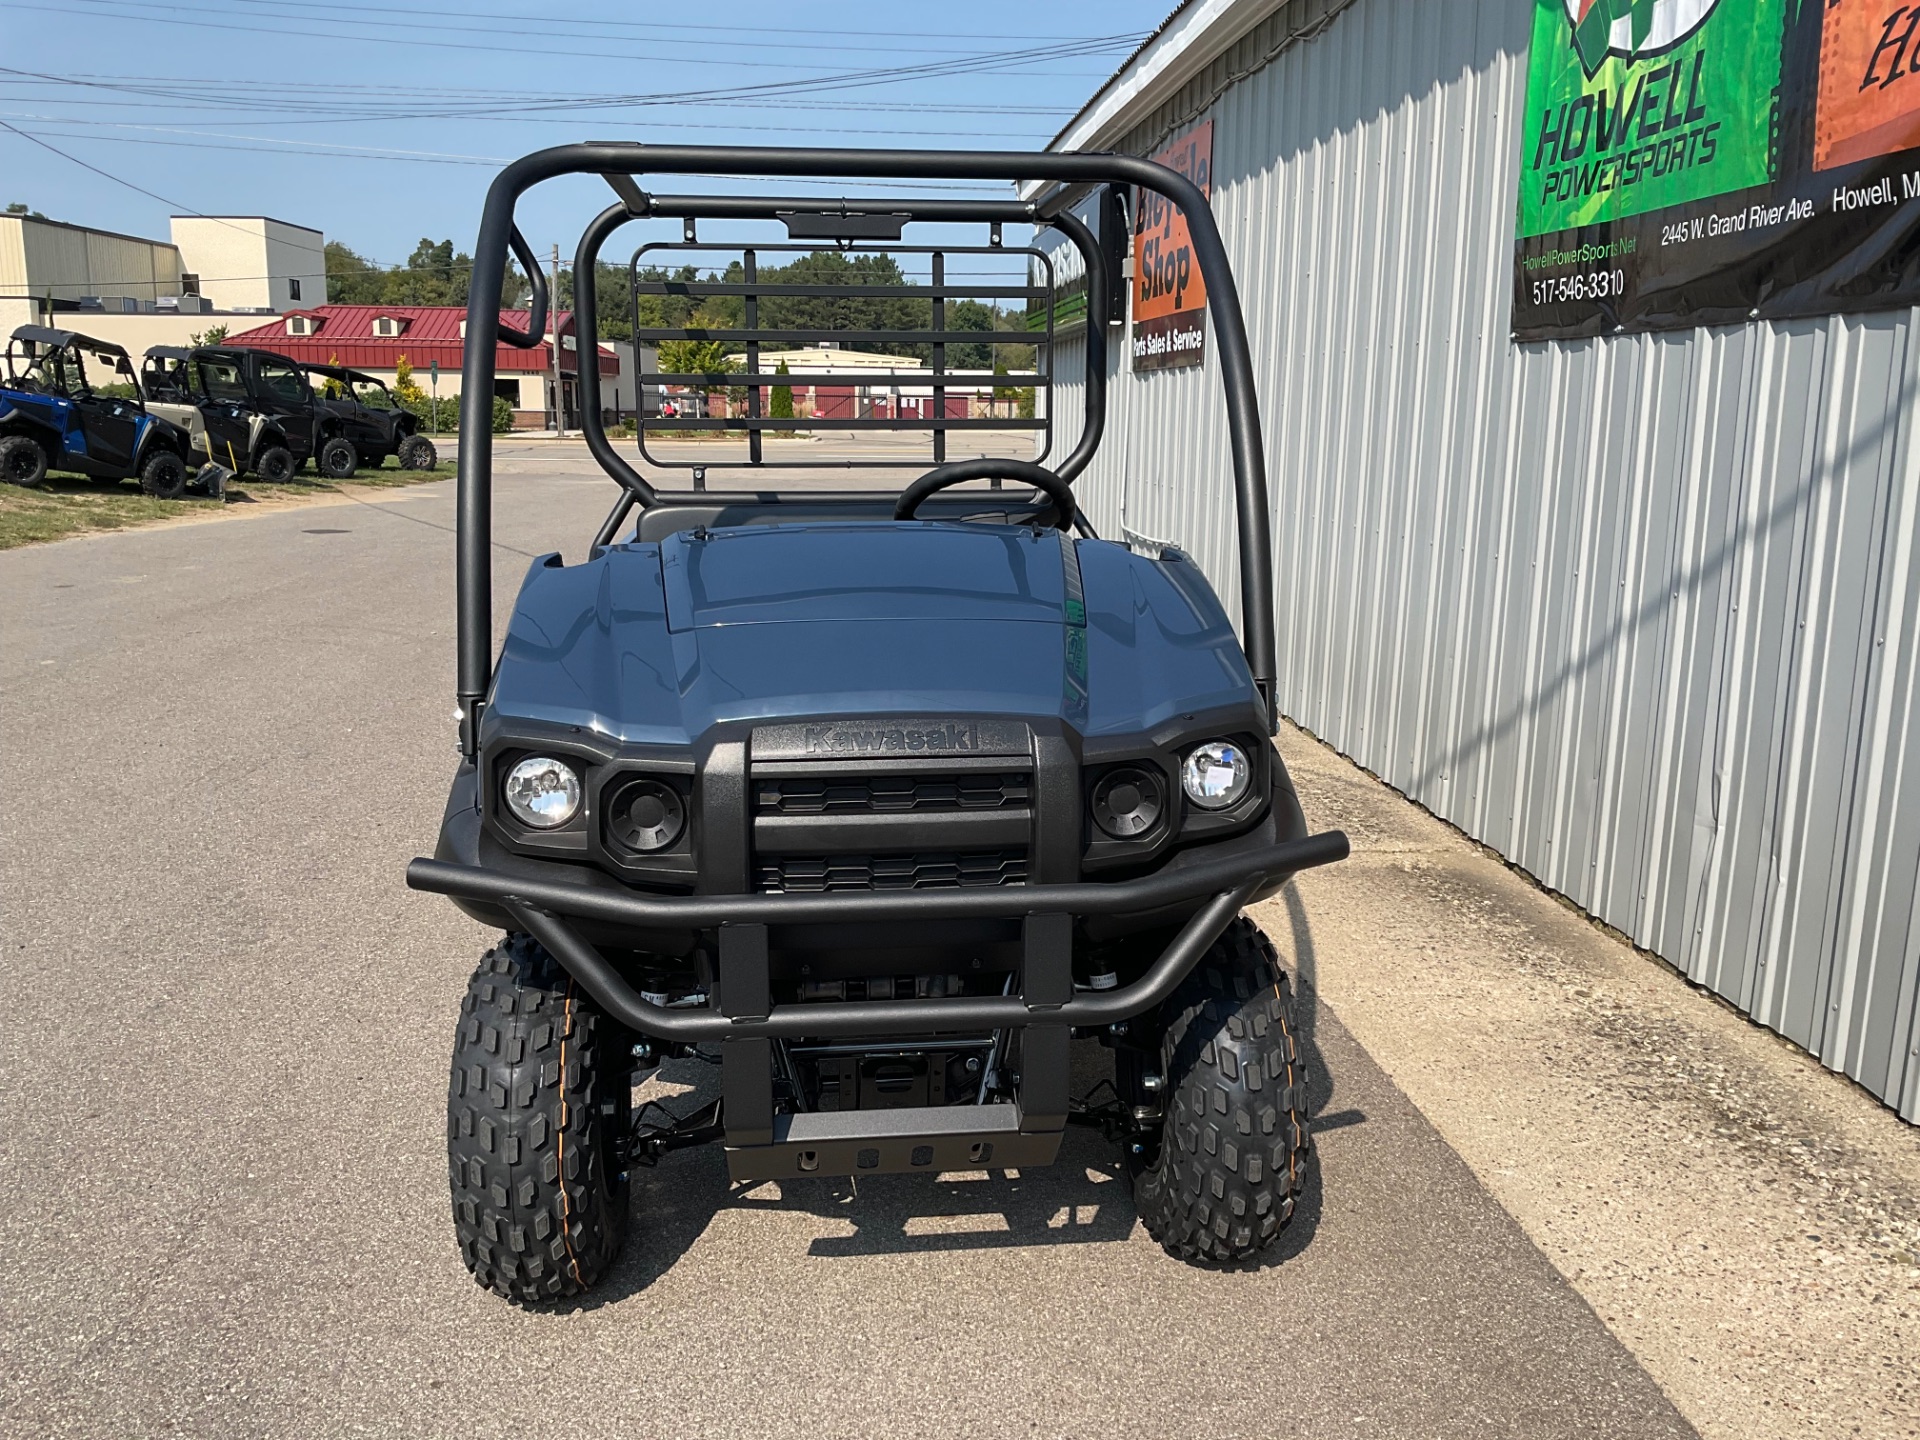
(407, 145, 1348, 1301)
(0, 326, 193, 496)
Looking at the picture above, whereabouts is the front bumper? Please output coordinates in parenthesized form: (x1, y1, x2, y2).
(406, 828, 1346, 1041)
(409, 795, 1347, 1181)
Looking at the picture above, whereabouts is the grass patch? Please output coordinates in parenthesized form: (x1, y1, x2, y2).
(330, 458, 457, 490)
(0, 461, 453, 551)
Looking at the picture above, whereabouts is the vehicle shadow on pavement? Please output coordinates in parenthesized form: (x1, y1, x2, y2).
(578, 894, 1352, 1302)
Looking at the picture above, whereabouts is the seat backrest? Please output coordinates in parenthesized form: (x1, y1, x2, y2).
(631, 494, 1052, 542)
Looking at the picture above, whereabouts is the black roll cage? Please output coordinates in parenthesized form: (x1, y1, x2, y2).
(299, 360, 396, 400)
(456, 144, 1276, 758)
(6, 326, 145, 408)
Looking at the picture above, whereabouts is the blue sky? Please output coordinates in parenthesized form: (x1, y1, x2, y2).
(0, 1, 1171, 273)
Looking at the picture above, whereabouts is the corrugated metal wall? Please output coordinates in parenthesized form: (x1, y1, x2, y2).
(1054, 0, 1920, 1120)
(5, 217, 180, 302)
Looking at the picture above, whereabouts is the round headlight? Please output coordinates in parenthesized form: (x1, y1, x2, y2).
(1181, 740, 1251, 810)
(607, 777, 685, 852)
(1091, 766, 1164, 839)
(503, 756, 581, 829)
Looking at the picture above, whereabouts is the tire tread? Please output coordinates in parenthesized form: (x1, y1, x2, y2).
(447, 935, 626, 1302)
(1132, 917, 1310, 1264)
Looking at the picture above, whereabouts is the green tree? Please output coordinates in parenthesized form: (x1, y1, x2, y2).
(389, 355, 456, 430)
(633, 263, 704, 332)
(770, 360, 794, 420)
(944, 298, 998, 370)
(324, 238, 530, 310)
(557, 260, 642, 341)
(698, 251, 926, 358)
(656, 331, 737, 409)
(188, 324, 229, 346)
(324, 240, 386, 304)
(393, 354, 427, 408)
(991, 303, 1037, 373)
(492, 394, 514, 433)
(992, 358, 1035, 419)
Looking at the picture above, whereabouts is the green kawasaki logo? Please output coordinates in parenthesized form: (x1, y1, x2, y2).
(1566, 0, 1721, 75)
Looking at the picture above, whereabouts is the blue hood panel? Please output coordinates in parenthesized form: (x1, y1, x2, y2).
(487, 522, 1257, 745)
(661, 522, 1071, 629)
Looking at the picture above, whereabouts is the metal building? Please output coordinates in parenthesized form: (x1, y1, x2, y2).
(1038, 0, 1920, 1121)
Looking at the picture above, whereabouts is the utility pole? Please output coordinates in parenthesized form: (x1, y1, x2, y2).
(550, 244, 566, 438)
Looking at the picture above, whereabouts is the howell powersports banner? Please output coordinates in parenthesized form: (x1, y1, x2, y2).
(1514, 1, 1920, 339)
(1133, 121, 1212, 371)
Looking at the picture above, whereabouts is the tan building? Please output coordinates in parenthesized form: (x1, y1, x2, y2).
(706, 345, 1031, 421)
(0, 211, 325, 341)
(168, 216, 325, 312)
(0, 214, 183, 334)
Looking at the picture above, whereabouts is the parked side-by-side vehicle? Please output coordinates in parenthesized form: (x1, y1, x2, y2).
(140, 345, 359, 481)
(1, 326, 194, 496)
(301, 362, 438, 471)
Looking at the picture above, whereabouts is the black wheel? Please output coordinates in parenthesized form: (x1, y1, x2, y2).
(399, 434, 438, 470)
(1128, 917, 1310, 1264)
(138, 449, 189, 500)
(448, 935, 630, 1302)
(254, 445, 295, 483)
(0, 434, 48, 487)
(317, 436, 357, 479)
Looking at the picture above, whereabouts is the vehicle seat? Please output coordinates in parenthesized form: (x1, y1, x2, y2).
(631, 493, 1053, 541)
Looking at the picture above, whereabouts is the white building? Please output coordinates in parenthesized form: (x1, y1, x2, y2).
(167, 216, 326, 312)
(0, 211, 325, 343)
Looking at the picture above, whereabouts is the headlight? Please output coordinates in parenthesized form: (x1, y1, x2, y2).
(607, 777, 685, 852)
(1181, 740, 1251, 810)
(503, 756, 581, 829)
(1090, 766, 1164, 839)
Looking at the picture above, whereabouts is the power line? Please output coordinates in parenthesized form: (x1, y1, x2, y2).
(210, 0, 1136, 46)
(3, 120, 1026, 194)
(0, 118, 269, 239)
(1, 123, 1052, 185)
(23, 1, 1134, 86)
(0, 110, 1057, 145)
(123, 0, 1151, 58)
(0, 68, 1081, 118)
(0, 115, 1039, 227)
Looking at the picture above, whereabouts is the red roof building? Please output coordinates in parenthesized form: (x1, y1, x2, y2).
(222, 304, 621, 427)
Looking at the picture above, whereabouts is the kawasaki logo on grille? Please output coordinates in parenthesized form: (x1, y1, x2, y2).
(752, 718, 1030, 761)
(806, 722, 978, 754)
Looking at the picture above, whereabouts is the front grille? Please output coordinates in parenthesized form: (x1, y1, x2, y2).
(757, 849, 1029, 893)
(756, 772, 1030, 816)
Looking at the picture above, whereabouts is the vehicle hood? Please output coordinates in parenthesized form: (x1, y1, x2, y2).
(487, 521, 1257, 743)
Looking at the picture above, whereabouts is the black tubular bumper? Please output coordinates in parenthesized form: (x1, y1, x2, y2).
(405, 829, 1348, 1042)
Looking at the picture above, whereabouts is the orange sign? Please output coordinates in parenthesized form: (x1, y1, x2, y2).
(1816, 1, 1920, 169)
(1132, 121, 1213, 371)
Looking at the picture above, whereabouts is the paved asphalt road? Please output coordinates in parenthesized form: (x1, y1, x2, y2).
(0, 452, 1697, 1439)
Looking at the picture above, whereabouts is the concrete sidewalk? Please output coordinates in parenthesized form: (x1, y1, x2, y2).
(1270, 725, 1920, 1439)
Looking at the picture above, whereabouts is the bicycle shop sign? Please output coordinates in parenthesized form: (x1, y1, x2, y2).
(1133, 120, 1213, 372)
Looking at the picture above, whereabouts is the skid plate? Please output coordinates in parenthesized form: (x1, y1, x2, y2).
(725, 1102, 1063, 1182)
